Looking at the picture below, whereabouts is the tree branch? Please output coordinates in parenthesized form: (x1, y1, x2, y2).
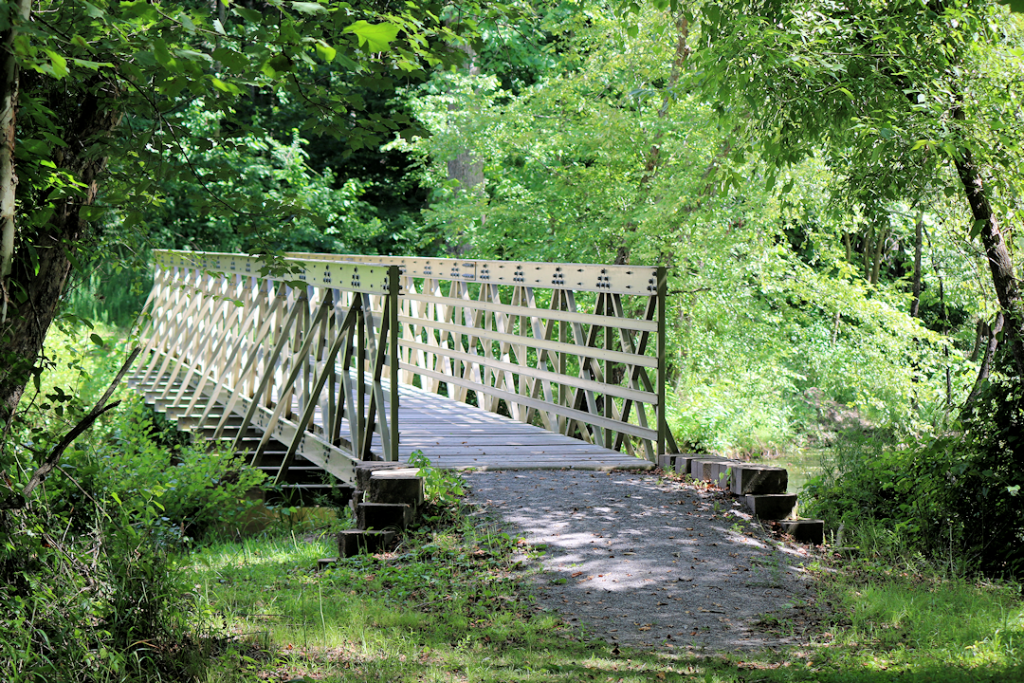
(0, 347, 141, 510)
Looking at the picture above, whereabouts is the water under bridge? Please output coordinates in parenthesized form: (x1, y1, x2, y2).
(129, 251, 679, 500)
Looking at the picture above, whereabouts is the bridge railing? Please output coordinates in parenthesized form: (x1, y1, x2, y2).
(289, 253, 678, 461)
(131, 250, 401, 485)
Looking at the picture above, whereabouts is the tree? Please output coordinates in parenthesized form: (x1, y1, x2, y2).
(694, 0, 1024, 379)
(0, 0, 471, 459)
(398, 4, 949, 449)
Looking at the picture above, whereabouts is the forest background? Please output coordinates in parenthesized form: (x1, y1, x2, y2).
(1, 0, 1023, 681)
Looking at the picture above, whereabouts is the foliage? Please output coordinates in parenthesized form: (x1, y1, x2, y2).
(933, 377, 1024, 576)
(0, 500, 212, 683)
(63, 262, 151, 329)
(137, 101, 386, 255)
(806, 374, 1024, 577)
(407, 450, 465, 507)
(0, 327, 263, 680)
(81, 396, 267, 544)
(396, 5, 960, 454)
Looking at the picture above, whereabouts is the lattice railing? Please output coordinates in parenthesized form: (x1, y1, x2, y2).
(131, 251, 401, 485)
(289, 254, 678, 461)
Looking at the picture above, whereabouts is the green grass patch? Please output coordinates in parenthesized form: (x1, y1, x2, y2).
(181, 495, 1024, 683)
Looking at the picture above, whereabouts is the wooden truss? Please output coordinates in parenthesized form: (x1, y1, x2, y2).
(131, 251, 401, 486)
(287, 254, 679, 461)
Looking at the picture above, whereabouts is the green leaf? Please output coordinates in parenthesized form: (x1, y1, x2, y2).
(90, 333, 104, 347)
(79, 205, 106, 221)
(152, 39, 176, 68)
(969, 218, 987, 239)
(212, 47, 247, 72)
(267, 53, 294, 73)
(71, 57, 113, 71)
(20, 139, 49, 156)
(315, 40, 337, 63)
(82, 2, 106, 19)
(210, 77, 241, 95)
(44, 49, 68, 79)
(291, 1, 329, 15)
(344, 20, 400, 52)
(234, 7, 263, 22)
(998, 0, 1024, 13)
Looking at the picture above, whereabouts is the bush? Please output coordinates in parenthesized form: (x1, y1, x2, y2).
(805, 378, 1024, 577)
(1, 499, 215, 682)
(930, 378, 1024, 576)
(803, 428, 918, 533)
(82, 397, 267, 544)
(1, 335, 265, 680)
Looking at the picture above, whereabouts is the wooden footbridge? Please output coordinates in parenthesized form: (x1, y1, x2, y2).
(129, 251, 679, 498)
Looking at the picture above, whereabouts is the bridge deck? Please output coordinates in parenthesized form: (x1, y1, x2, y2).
(377, 381, 653, 471)
(138, 370, 652, 477)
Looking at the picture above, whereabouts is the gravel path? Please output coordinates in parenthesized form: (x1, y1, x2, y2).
(464, 469, 817, 652)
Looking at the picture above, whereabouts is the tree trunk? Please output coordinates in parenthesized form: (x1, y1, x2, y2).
(0, 78, 121, 436)
(965, 313, 1004, 409)
(969, 319, 986, 362)
(0, 0, 33, 324)
(444, 40, 484, 257)
(952, 140, 1024, 378)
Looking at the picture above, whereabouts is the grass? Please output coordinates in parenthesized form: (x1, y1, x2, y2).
(180, 486, 1024, 683)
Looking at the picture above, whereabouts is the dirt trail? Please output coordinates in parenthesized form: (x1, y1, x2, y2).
(464, 469, 817, 652)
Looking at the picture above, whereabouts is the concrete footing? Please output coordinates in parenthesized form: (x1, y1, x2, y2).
(320, 466, 426, 564)
(337, 529, 396, 557)
(743, 493, 798, 520)
(368, 474, 424, 509)
(357, 502, 413, 530)
(777, 519, 824, 544)
(730, 465, 788, 496)
(660, 453, 820, 544)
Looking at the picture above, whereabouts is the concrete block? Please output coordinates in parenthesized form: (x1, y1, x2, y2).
(348, 488, 364, 516)
(354, 463, 407, 489)
(690, 458, 731, 482)
(778, 519, 824, 544)
(709, 461, 741, 489)
(372, 468, 421, 479)
(730, 465, 789, 496)
(657, 454, 676, 470)
(357, 503, 412, 531)
(337, 529, 395, 557)
(743, 494, 798, 520)
(368, 475, 424, 508)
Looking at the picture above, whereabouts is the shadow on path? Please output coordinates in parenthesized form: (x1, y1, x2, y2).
(465, 470, 816, 652)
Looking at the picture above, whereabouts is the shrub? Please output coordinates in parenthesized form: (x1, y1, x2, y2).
(805, 378, 1024, 577)
(83, 397, 267, 544)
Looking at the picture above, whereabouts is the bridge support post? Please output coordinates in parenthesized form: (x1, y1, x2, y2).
(387, 265, 400, 462)
(657, 265, 667, 459)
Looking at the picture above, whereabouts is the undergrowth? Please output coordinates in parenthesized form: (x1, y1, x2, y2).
(183, 468, 1024, 683)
